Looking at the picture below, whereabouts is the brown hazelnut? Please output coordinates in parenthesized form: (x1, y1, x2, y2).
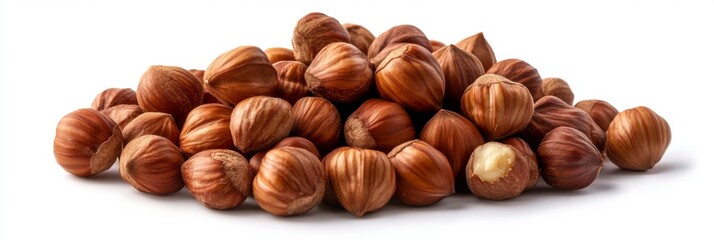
(122, 112, 180, 146)
(91, 88, 138, 111)
(305, 42, 373, 104)
(136, 65, 204, 126)
(291, 97, 341, 153)
(419, 109, 485, 180)
(375, 43, 445, 113)
(292, 12, 351, 64)
(538, 126, 604, 190)
(541, 78, 575, 105)
(120, 135, 185, 195)
(100, 104, 143, 130)
(606, 106, 671, 171)
(264, 47, 296, 63)
(522, 96, 606, 151)
(387, 140, 454, 206)
(181, 149, 252, 209)
(367, 24, 432, 60)
(249, 137, 321, 175)
(230, 96, 293, 153)
(53, 108, 123, 177)
(466, 142, 529, 200)
(188, 69, 220, 104)
(323, 147, 396, 217)
(454, 32, 496, 71)
(369, 42, 407, 67)
(273, 60, 309, 104)
(486, 59, 543, 100)
(253, 147, 326, 216)
(433, 45, 485, 110)
(461, 74, 534, 140)
(344, 99, 416, 152)
(429, 40, 446, 52)
(343, 23, 375, 55)
(500, 137, 539, 190)
(204, 46, 279, 107)
(179, 103, 234, 156)
(575, 99, 618, 132)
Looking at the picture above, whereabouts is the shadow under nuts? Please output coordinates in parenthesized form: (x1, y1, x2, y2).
(538, 126, 603, 190)
(120, 135, 185, 195)
(344, 98, 416, 152)
(387, 140, 454, 206)
(230, 96, 293, 153)
(606, 106, 671, 171)
(181, 149, 252, 209)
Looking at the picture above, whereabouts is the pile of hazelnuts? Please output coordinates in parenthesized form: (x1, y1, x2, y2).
(53, 12, 672, 217)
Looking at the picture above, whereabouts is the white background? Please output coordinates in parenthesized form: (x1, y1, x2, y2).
(1, 0, 712, 239)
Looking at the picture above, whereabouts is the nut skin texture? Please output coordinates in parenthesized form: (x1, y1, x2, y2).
(466, 142, 530, 200)
(606, 107, 671, 171)
(230, 96, 293, 154)
(541, 78, 575, 105)
(344, 99, 416, 152)
(292, 12, 351, 64)
(367, 24, 432, 60)
(253, 147, 326, 216)
(376, 44, 445, 113)
(305, 42, 373, 104)
(575, 99, 619, 132)
(91, 88, 138, 111)
(122, 112, 180, 146)
(538, 126, 604, 190)
(429, 40, 446, 52)
(419, 109, 485, 180)
(204, 46, 279, 107)
(265, 47, 296, 63)
(136, 65, 204, 126)
(486, 59, 543, 100)
(500, 137, 539, 190)
(249, 137, 321, 176)
(188, 69, 220, 104)
(273, 61, 309, 105)
(181, 149, 252, 209)
(54, 108, 123, 177)
(100, 104, 143, 130)
(454, 32, 496, 71)
(369, 43, 407, 68)
(461, 74, 534, 140)
(120, 135, 185, 195)
(323, 147, 396, 217)
(343, 23, 375, 55)
(291, 97, 341, 153)
(432, 45, 485, 110)
(522, 96, 606, 151)
(179, 104, 234, 156)
(387, 140, 455, 206)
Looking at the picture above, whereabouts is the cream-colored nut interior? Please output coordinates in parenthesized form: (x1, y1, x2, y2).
(472, 143, 514, 182)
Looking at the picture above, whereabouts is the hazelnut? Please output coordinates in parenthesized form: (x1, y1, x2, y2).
(367, 24, 432, 60)
(419, 109, 485, 180)
(538, 126, 604, 190)
(230, 96, 293, 153)
(368, 42, 407, 67)
(136, 65, 204, 126)
(253, 147, 326, 216)
(323, 147, 396, 217)
(461, 74, 534, 140)
(188, 69, 220, 104)
(204, 46, 279, 106)
(122, 112, 180, 146)
(100, 104, 143, 130)
(291, 97, 341, 153)
(486, 59, 543, 100)
(53, 108, 123, 177)
(249, 137, 321, 176)
(454, 32, 496, 71)
(305, 42, 373, 104)
(387, 140, 454, 206)
(432, 45, 485, 110)
(500, 137, 539, 190)
(292, 12, 351, 63)
(91, 88, 138, 111)
(179, 103, 234, 156)
(273, 60, 309, 104)
(343, 23, 375, 55)
(541, 78, 574, 105)
(264, 47, 295, 63)
(344, 99, 416, 152)
(429, 40, 446, 52)
(522, 96, 606, 151)
(181, 149, 252, 209)
(375, 43, 445, 113)
(606, 106, 671, 171)
(575, 99, 618, 132)
(466, 142, 529, 200)
(120, 135, 185, 195)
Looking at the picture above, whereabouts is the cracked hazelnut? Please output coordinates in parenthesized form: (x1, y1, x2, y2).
(344, 99, 415, 152)
(606, 106, 671, 171)
(181, 149, 252, 209)
(466, 142, 529, 200)
(538, 126, 603, 190)
(500, 137, 539, 190)
(387, 140, 454, 206)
